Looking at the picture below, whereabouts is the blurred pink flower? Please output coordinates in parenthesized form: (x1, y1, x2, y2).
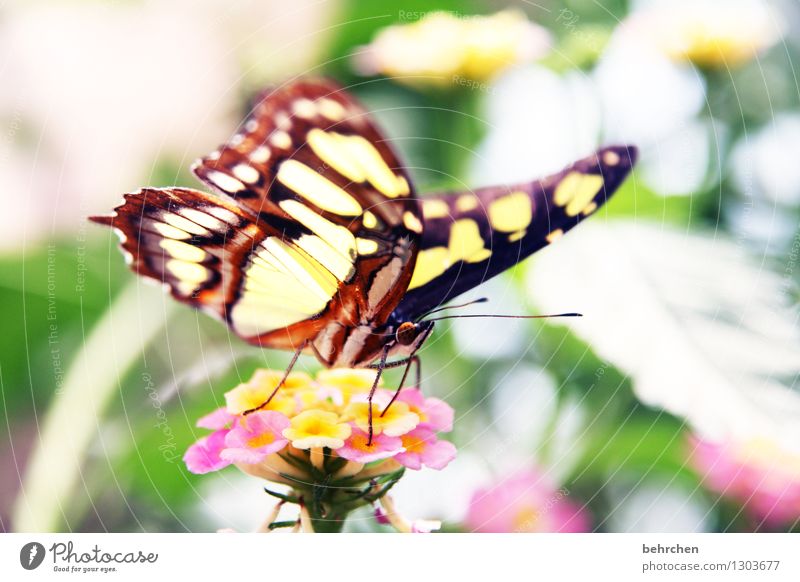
(466, 470, 590, 532)
(689, 436, 800, 527)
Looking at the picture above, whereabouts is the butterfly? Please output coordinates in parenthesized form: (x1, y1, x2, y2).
(91, 78, 636, 439)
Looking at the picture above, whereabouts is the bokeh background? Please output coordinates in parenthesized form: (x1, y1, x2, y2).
(2, 0, 800, 533)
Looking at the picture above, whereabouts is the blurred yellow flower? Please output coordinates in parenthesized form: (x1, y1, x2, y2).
(356, 10, 552, 88)
(625, 0, 783, 68)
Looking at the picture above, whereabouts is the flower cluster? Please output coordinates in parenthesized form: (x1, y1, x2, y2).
(184, 368, 456, 532)
(355, 10, 552, 88)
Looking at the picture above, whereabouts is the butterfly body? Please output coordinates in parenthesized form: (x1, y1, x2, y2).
(91, 78, 636, 377)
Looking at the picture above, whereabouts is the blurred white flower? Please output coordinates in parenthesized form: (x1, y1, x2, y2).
(527, 221, 800, 456)
(449, 277, 528, 360)
(624, 0, 784, 69)
(605, 480, 712, 533)
(730, 113, 800, 206)
(0, 0, 333, 249)
(355, 11, 552, 89)
(637, 119, 717, 197)
(390, 450, 490, 524)
(594, 34, 705, 147)
(489, 365, 558, 448)
(472, 65, 601, 186)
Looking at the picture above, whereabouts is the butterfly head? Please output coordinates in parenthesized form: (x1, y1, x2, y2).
(383, 320, 435, 361)
(395, 320, 432, 347)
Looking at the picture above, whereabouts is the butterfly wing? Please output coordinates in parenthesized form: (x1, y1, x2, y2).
(92, 79, 422, 351)
(192, 78, 422, 324)
(90, 188, 339, 347)
(392, 146, 637, 321)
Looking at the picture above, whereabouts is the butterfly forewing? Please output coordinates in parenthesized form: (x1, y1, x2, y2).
(93, 79, 424, 354)
(393, 146, 637, 321)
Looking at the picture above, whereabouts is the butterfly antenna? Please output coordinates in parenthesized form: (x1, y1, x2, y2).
(425, 312, 582, 322)
(416, 297, 489, 321)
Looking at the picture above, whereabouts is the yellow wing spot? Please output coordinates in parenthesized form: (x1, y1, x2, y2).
(488, 191, 532, 233)
(307, 129, 367, 183)
(403, 211, 423, 233)
(455, 194, 479, 212)
(275, 112, 292, 131)
(159, 239, 208, 262)
(448, 219, 491, 263)
(179, 208, 225, 231)
(262, 237, 338, 302)
(279, 199, 356, 261)
(277, 160, 363, 216)
(408, 219, 494, 289)
(362, 211, 378, 229)
(307, 130, 409, 198)
(231, 264, 327, 337)
(603, 150, 620, 166)
(508, 229, 526, 243)
(295, 234, 354, 282)
(408, 247, 450, 289)
(269, 130, 292, 149)
(232, 163, 261, 185)
(166, 259, 207, 281)
(152, 222, 190, 240)
(249, 146, 271, 164)
(345, 135, 408, 197)
(318, 98, 346, 121)
(165, 259, 207, 294)
(582, 201, 598, 216)
(546, 229, 564, 244)
(206, 170, 246, 194)
(356, 238, 379, 255)
(292, 98, 317, 119)
(422, 199, 450, 219)
(206, 206, 242, 225)
(553, 172, 604, 217)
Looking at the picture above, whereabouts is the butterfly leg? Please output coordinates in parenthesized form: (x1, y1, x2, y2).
(380, 355, 421, 417)
(243, 339, 307, 415)
(366, 345, 391, 446)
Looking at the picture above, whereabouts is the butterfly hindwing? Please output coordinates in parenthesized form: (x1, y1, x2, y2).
(90, 188, 351, 346)
(392, 146, 637, 321)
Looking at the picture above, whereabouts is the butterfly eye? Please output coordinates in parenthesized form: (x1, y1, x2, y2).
(395, 321, 418, 346)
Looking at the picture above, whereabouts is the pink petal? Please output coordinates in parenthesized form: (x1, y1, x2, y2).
(222, 411, 290, 462)
(420, 439, 457, 470)
(398, 388, 425, 408)
(411, 519, 441, 533)
(421, 398, 454, 432)
(395, 450, 423, 470)
(197, 407, 236, 430)
(338, 429, 405, 464)
(374, 507, 391, 525)
(183, 429, 231, 474)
